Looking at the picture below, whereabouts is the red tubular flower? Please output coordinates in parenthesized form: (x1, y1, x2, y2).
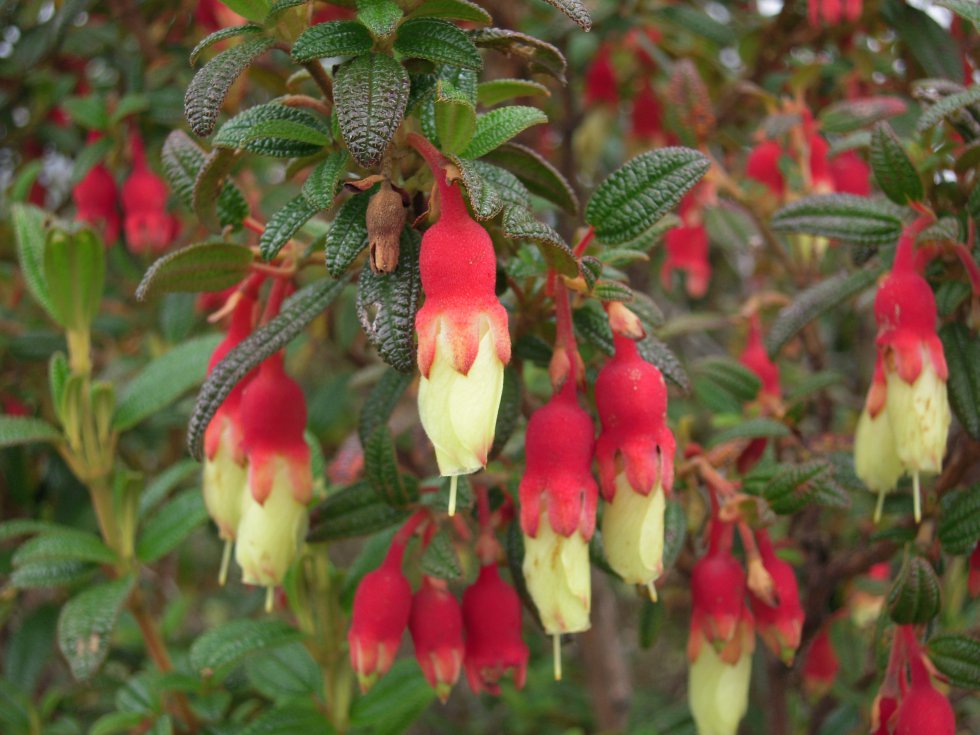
(746, 139, 785, 197)
(737, 315, 781, 473)
(802, 623, 839, 696)
(894, 638, 957, 735)
(409, 576, 464, 702)
(630, 81, 664, 143)
(122, 131, 179, 254)
(749, 531, 803, 664)
(595, 334, 675, 591)
(461, 563, 529, 695)
(829, 150, 871, 196)
(349, 539, 413, 693)
(969, 541, 980, 597)
(519, 381, 597, 634)
(584, 44, 618, 107)
(809, 132, 835, 193)
(73, 134, 120, 244)
(234, 352, 312, 595)
(662, 222, 710, 299)
(409, 134, 510, 513)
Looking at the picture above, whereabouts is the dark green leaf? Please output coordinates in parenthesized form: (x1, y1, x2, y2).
(325, 192, 371, 277)
(12, 204, 56, 319)
(245, 642, 322, 701)
(356, 226, 421, 372)
(259, 195, 319, 261)
(819, 96, 909, 134)
(307, 481, 410, 541)
(136, 490, 209, 563)
(407, 0, 492, 23)
(771, 194, 906, 244)
(358, 369, 413, 448)
(469, 28, 567, 83)
(357, 0, 403, 38)
(573, 300, 614, 355)
(187, 278, 347, 460)
(469, 160, 530, 208)
(939, 322, 980, 439)
(434, 81, 477, 154)
(927, 634, 980, 689)
(291, 20, 374, 62)
(193, 147, 241, 230)
(460, 105, 547, 159)
(662, 499, 687, 571)
(490, 366, 521, 458)
(766, 266, 884, 357)
(189, 24, 264, 65)
(302, 151, 350, 209)
(348, 659, 436, 735)
(136, 242, 253, 301)
(938, 484, 980, 555)
(870, 122, 923, 204)
(585, 148, 710, 245)
(10, 560, 94, 589)
(918, 85, 980, 132)
(364, 425, 419, 508)
(448, 155, 503, 220)
(13, 531, 116, 567)
(636, 334, 689, 393)
(114, 334, 222, 431)
(483, 142, 578, 214)
(213, 104, 330, 158)
(639, 596, 664, 649)
(162, 131, 248, 230)
(334, 53, 411, 168)
(883, 0, 963, 81)
(887, 555, 941, 624)
(240, 703, 332, 735)
(0, 416, 61, 448)
(695, 357, 762, 403)
(57, 576, 134, 681)
(501, 205, 577, 276)
(394, 18, 482, 70)
(184, 36, 276, 137)
(419, 530, 462, 579)
(477, 78, 550, 107)
(709, 418, 790, 447)
(189, 619, 303, 677)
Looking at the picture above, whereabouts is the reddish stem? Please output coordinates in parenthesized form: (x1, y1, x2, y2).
(476, 484, 492, 531)
(573, 225, 596, 258)
(406, 132, 467, 222)
(893, 215, 935, 273)
(954, 243, 980, 295)
(244, 216, 266, 236)
(386, 510, 429, 568)
(554, 278, 581, 384)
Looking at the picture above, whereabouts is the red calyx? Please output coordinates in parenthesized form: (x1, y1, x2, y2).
(662, 222, 710, 298)
(802, 623, 839, 694)
(829, 150, 871, 196)
(895, 650, 956, 735)
(746, 140, 785, 197)
(461, 564, 529, 695)
(595, 334, 675, 500)
(518, 382, 597, 539)
(749, 531, 803, 662)
(809, 132, 833, 190)
(690, 540, 747, 651)
(584, 44, 619, 107)
(740, 315, 780, 397)
(73, 135, 120, 244)
(409, 576, 464, 701)
(349, 543, 413, 692)
(630, 82, 663, 141)
(239, 354, 311, 504)
(122, 131, 178, 254)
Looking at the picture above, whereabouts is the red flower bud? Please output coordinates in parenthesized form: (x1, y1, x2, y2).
(630, 81, 663, 142)
(895, 653, 957, 735)
(689, 542, 749, 662)
(802, 623, 839, 696)
(746, 140, 785, 197)
(829, 150, 871, 196)
(749, 531, 804, 664)
(73, 135, 120, 244)
(122, 131, 179, 254)
(584, 44, 618, 107)
(409, 576, 464, 702)
(662, 223, 710, 298)
(349, 544, 413, 692)
(809, 132, 834, 192)
(737, 315, 781, 473)
(461, 564, 529, 695)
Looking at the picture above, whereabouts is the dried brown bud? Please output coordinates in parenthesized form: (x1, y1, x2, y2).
(606, 302, 645, 339)
(367, 181, 406, 273)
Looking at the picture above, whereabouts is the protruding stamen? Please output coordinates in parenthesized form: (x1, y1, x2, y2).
(265, 586, 275, 613)
(219, 539, 233, 586)
(874, 488, 886, 524)
(647, 580, 658, 603)
(449, 475, 458, 517)
(912, 472, 921, 523)
(553, 634, 562, 681)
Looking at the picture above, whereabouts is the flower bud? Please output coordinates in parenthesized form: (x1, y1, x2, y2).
(895, 654, 957, 735)
(606, 301, 645, 339)
(121, 131, 178, 254)
(367, 181, 406, 273)
(584, 44, 618, 107)
(688, 636, 752, 735)
(689, 535, 747, 661)
(234, 355, 312, 594)
(73, 135, 120, 244)
(410, 135, 510, 509)
(630, 81, 664, 144)
(802, 623, 838, 697)
(829, 150, 871, 196)
(462, 564, 529, 695)
(409, 576, 464, 702)
(749, 531, 804, 664)
(746, 140, 785, 197)
(662, 223, 710, 298)
(737, 315, 781, 473)
(349, 544, 413, 693)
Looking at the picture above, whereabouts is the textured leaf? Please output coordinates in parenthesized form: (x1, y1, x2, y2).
(57, 576, 134, 681)
(307, 481, 410, 541)
(12, 203, 56, 319)
(662, 500, 687, 572)
(245, 642, 321, 701)
(490, 365, 521, 458)
(434, 81, 477, 154)
(470, 27, 565, 82)
(136, 242, 253, 301)
(870, 122, 923, 204)
(356, 226, 422, 372)
(501, 205, 577, 277)
(265, 0, 305, 20)
(819, 96, 909, 134)
(758, 461, 841, 515)
(184, 36, 275, 137)
(695, 357, 762, 403)
(161, 130, 248, 230)
(218, 0, 270, 23)
(193, 147, 241, 230)
(259, 195, 319, 261)
(358, 369, 413, 448)
(348, 659, 436, 734)
(302, 151, 350, 209)
(190, 619, 303, 677)
(291, 20, 374, 62)
(407, 0, 491, 23)
(771, 194, 906, 244)
(213, 104, 330, 158)
(189, 24, 263, 65)
(918, 85, 980, 131)
(888, 555, 941, 624)
(636, 335, 689, 393)
(461, 105, 547, 159)
(709, 418, 790, 447)
(394, 18, 482, 70)
(573, 300, 614, 355)
(187, 278, 347, 460)
(883, 0, 963, 81)
(592, 280, 633, 302)
(469, 160, 530, 208)
(477, 78, 550, 107)
(585, 148, 710, 245)
(939, 322, 980, 439)
(114, 334, 222, 431)
(927, 634, 980, 689)
(11, 560, 93, 589)
(766, 266, 884, 357)
(334, 53, 410, 168)
(364, 425, 419, 508)
(139, 459, 200, 517)
(938, 485, 980, 555)
(325, 192, 371, 277)
(448, 155, 503, 220)
(136, 490, 209, 563)
(419, 530, 462, 579)
(483, 142, 578, 214)
(536, 0, 591, 29)
(357, 0, 402, 38)
(13, 530, 116, 567)
(240, 703, 332, 735)
(0, 416, 61, 448)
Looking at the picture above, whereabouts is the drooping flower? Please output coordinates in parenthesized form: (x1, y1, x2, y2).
(73, 134, 120, 244)
(595, 334, 675, 594)
(630, 81, 665, 144)
(749, 530, 804, 664)
(121, 130, 179, 254)
(409, 576, 464, 702)
(234, 353, 312, 600)
(894, 635, 957, 735)
(409, 134, 510, 515)
(829, 149, 872, 196)
(661, 189, 711, 298)
(737, 314, 781, 473)
(688, 637, 753, 735)
(854, 360, 905, 520)
(584, 43, 619, 107)
(202, 286, 258, 581)
(746, 139, 785, 197)
(349, 537, 413, 692)
(520, 381, 597, 636)
(461, 563, 529, 695)
(802, 622, 839, 697)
